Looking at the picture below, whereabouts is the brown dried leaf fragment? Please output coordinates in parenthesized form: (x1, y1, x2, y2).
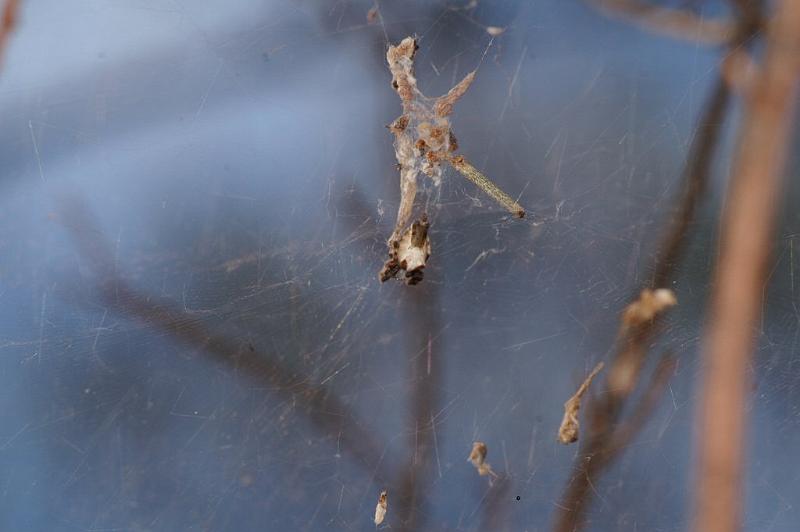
(388, 115, 409, 134)
(622, 288, 677, 330)
(558, 362, 605, 444)
(374, 490, 388, 526)
(468, 441, 498, 479)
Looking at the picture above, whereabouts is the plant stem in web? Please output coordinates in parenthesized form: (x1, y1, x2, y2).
(693, 2, 800, 530)
(553, 63, 734, 532)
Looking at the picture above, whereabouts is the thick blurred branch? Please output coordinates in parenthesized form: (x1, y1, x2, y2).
(693, 2, 800, 530)
(553, 77, 732, 532)
(394, 288, 443, 528)
(551, 1, 770, 525)
(587, 0, 736, 44)
(0, 0, 19, 69)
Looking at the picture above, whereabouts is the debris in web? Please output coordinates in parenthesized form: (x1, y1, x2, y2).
(485, 26, 506, 37)
(380, 36, 525, 284)
(374, 490, 388, 526)
(366, 4, 379, 25)
(621, 288, 677, 331)
(558, 362, 604, 444)
(468, 441, 498, 482)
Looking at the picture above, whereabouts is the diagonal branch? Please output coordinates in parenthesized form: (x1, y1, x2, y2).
(59, 196, 393, 487)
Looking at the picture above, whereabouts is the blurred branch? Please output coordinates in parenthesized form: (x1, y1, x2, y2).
(0, 0, 19, 69)
(587, 0, 736, 44)
(693, 1, 800, 530)
(552, 2, 768, 525)
(394, 288, 443, 528)
(59, 196, 393, 487)
(553, 78, 732, 532)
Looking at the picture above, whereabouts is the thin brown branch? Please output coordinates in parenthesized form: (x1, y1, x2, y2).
(693, 2, 800, 530)
(587, 0, 735, 44)
(59, 196, 393, 487)
(652, 79, 731, 287)
(604, 355, 676, 461)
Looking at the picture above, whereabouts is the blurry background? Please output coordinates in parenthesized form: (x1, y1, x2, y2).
(0, 0, 798, 530)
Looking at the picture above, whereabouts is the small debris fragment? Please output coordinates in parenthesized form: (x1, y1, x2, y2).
(486, 26, 506, 37)
(558, 362, 604, 444)
(622, 288, 677, 330)
(374, 490, 388, 526)
(367, 4, 379, 25)
(468, 441, 498, 480)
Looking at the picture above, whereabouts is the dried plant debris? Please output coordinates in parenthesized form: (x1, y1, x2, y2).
(622, 288, 677, 330)
(366, 4, 379, 24)
(449, 155, 525, 218)
(468, 441, 498, 480)
(379, 214, 430, 285)
(380, 36, 525, 284)
(374, 490, 388, 526)
(485, 26, 506, 37)
(558, 362, 604, 444)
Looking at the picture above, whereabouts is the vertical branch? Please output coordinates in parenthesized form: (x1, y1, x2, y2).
(394, 287, 443, 529)
(693, 3, 800, 531)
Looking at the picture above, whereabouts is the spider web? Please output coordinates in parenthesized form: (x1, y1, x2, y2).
(0, 1, 799, 531)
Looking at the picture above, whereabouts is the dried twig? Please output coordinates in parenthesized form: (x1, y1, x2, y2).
(381, 37, 524, 284)
(449, 155, 525, 218)
(558, 362, 604, 444)
(587, 0, 736, 45)
(693, 2, 800, 530)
